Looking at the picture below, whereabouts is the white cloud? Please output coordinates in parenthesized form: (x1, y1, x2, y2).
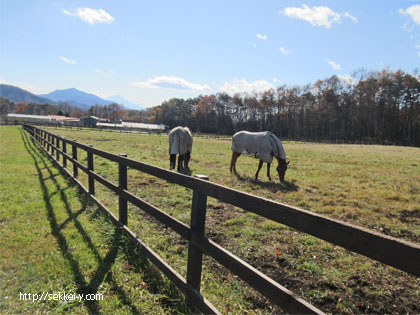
(280, 4, 357, 28)
(418, 51, 420, 59)
(325, 59, 341, 70)
(257, 34, 267, 40)
(62, 8, 115, 24)
(59, 56, 76, 64)
(132, 76, 211, 92)
(399, 4, 420, 25)
(219, 78, 274, 95)
(279, 47, 292, 55)
(253, 43, 257, 48)
(338, 75, 356, 86)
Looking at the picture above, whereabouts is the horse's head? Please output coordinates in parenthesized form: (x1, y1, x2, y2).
(276, 159, 290, 182)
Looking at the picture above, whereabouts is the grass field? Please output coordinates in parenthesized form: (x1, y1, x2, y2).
(0, 127, 190, 314)
(2, 125, 420, 314)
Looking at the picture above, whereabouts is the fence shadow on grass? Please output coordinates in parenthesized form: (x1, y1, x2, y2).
(21, 130, 188, 314)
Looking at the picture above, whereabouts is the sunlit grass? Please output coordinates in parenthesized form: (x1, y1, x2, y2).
(14, 126, 420, 313)
(0, 127, 191, 314)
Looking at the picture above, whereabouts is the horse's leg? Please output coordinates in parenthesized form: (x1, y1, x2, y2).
(170, 154, 176, 170)
(267, 162, 271, 180)
(230, 152, 240, 173)
(177, 154, 183, 171)
(255, 160, 263, 180)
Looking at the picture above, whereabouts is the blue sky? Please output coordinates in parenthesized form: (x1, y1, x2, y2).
(1, 0, 419, 108)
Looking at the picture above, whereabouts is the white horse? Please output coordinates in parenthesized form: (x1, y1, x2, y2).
(168, 126, 193, 171)
(230, 131, 289, 182)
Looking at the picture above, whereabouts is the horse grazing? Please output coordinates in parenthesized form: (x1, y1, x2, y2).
(230, 131, 289, 182)
(168, 126, 193, 171)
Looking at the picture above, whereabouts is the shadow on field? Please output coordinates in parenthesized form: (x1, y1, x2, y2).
(21, 130, 187, 314)
(234, 172, 299, 193)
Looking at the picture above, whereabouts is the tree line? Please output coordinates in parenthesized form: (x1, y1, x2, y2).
(138, 69, 420, 146)
(1, 68, 419, 146)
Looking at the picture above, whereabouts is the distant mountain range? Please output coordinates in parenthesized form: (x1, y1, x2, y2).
(0, 84, 144, 110)
(39, 88, 112, 110)
(0, 84, 53, 105)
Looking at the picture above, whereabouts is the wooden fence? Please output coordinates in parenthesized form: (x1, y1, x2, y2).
(22, 124, 420, 314)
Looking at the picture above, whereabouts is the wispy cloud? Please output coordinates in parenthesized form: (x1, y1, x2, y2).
(132, 76, 211, 92)
(219, 78, 274, 95)
(342, 12, 358, 24)
(280, 5, 357, 28)
(325, 59, 341, 70)
(256, 34, 267, 40)
(93, 68, 114, 79)
(62, 8, 115, 24)
(59, 56, 76, 64)
(279, 47, 292, 55)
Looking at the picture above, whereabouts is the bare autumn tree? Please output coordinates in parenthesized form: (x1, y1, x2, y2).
(125, 68, 419, 146)
(88, 105, 104, 118)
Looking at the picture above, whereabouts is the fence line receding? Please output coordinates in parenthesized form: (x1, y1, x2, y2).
(22, 124, 420, 314)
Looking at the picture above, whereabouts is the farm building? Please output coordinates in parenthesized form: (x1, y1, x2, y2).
(48, 115, 80, 126)
(80, 116, 100, 127)
(6, 113, 51, 124)
(122, 122, 168, 131)
(97, 121, 168, 132)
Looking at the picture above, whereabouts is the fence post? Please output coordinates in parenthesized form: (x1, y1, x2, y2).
(119, 153, 128, 225)
(47, 133, 51, 152)
(51, 135, 55, 156)
(33, 127, 38, 143)
(56, 137, 60, 161)
(62, 137, 67, 168)
(186, 174, 209, 292)
(72, 140, 78, 178)
(87, 145, 95, 195)
(43, 131, 46, 148)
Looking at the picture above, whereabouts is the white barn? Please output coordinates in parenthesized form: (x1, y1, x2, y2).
(6, 113, 52, 124)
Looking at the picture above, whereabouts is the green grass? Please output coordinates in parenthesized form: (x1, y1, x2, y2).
(0, 127, 191, 314)
(2, 125, 420, 314)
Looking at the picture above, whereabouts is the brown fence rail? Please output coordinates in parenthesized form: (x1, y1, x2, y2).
(22, 124, 420, 314)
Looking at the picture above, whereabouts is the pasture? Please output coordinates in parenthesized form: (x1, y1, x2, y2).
(2, 125, 420, 313)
